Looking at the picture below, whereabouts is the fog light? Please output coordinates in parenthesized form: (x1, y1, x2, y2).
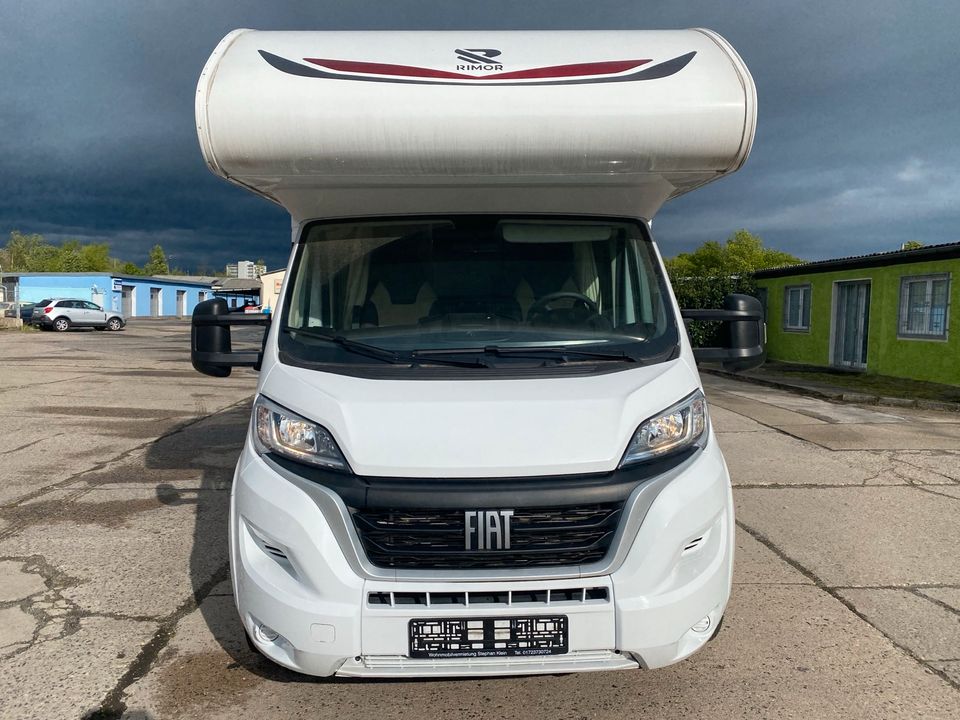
(255, 623, 279, 643)
(691, 616, 711, 633)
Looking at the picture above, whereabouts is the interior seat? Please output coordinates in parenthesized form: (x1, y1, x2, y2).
(363, 281, 436, 327)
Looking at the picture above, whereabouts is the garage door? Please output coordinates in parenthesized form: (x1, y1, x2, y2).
(122, 286, 135, 317)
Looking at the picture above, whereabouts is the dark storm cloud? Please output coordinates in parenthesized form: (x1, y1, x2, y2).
(1, 1, 958, 269)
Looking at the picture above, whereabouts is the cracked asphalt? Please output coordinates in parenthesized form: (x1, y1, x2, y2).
(1, 320, 959, 719)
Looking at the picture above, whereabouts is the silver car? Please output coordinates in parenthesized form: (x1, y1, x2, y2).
(31, 298, 125, 332)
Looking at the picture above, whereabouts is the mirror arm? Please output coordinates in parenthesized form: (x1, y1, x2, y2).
(679, 308, 761, 322)
(191, 350, 262, 367)
(192, 313, 271, 327)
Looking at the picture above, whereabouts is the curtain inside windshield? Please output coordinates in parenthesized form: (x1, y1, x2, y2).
(284, 216, 673, 354)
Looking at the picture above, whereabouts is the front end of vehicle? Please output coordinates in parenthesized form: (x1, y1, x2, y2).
(191, 27, 760, 680)
(196, 214, 744, 678)
(230, 374, 733, 677)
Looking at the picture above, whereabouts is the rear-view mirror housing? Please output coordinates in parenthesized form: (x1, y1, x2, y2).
(681, 294, 766, 372)
(191, 298, 270, 377)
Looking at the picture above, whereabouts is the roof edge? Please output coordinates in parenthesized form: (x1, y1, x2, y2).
(0, 272, 214, 287)
(755, 242, 960, 279)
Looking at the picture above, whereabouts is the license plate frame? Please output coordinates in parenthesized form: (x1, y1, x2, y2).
(409, 615, 568, 659)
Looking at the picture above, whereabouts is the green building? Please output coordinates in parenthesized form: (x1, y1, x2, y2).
(754, 242, 959, 386)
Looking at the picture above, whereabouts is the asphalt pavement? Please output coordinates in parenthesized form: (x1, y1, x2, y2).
(1, 320, 958, 719)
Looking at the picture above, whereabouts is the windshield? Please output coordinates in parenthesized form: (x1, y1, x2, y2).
(280, 216, 678, 371)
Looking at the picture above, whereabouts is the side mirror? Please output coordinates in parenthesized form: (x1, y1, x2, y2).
(191, 298, 270, 377)
(680, 294, 766, 372)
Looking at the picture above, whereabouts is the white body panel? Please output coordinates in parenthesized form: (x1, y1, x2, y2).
(259, 355, 697, 478)
(197, 30, 755, 221)
(233, 425, 733, 676)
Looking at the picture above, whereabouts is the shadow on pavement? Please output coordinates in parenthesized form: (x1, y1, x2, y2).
(142, 400, 316, 681)
(141, 399, 503, 696)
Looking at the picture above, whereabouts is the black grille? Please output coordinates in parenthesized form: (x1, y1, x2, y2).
(351, 503, 623, 569)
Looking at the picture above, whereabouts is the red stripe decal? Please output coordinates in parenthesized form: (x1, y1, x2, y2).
(303, 58, 651, 81)
(486, 60, 651, 80)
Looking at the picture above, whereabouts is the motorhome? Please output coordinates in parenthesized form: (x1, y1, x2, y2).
(191, 29, 763, 678)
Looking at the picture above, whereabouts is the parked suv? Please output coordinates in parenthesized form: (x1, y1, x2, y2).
(31, 299, 125, 332)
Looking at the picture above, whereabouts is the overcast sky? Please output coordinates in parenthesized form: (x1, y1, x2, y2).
(2, 1, 958, 271)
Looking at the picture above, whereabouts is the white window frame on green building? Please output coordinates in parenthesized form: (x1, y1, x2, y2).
(783, 284, 811, 332)
(898, 273, 951, 341)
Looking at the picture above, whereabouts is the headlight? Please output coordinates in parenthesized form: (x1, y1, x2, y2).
(253, 396, 349, 471)
(620, 389, 707, 467)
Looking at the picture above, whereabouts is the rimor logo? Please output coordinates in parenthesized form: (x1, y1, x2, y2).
(455, 48, 504, 72)
(464, 509, 514, 551)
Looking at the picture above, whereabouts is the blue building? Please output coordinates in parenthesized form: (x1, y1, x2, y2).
(0, 273, 214, 318)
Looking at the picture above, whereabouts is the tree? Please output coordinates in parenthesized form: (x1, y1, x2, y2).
(2, 231, 46, 271)
(143, 245, 169, 276)
(664, 230, 802, 279)
(56, 240, 110, 272)
(664, 230, 801, 347)
(55, 240, 84, 272)
(78, 242, 111, 271)
(29, 244, 60, 272)
(1, 231, 148, 274)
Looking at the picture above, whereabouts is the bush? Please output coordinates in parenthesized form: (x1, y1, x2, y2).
(670, 275, 760, 347)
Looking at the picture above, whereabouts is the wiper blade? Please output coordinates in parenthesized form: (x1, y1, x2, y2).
(284, 327, 403, 364)
(484, 345, 638, 363)
(409, 345, 639, 365)
(285, 329, 634, 367)
(286, 328, 489, 367)
(409, 350, 491, 368)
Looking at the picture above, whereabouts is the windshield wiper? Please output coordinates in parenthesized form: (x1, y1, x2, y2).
(285, 329, 634, 367)
(284, 327, 404, 364)
(413, 345, 639, 364)
(285, 328, 490, 367)
(483, 345, 638, 363)
(409, 350, 491, 368)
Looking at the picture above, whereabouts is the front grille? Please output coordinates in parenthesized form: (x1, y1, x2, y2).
(351, 503, 623, 569)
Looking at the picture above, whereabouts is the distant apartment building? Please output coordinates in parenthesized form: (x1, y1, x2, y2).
(225, 260, 265, 279)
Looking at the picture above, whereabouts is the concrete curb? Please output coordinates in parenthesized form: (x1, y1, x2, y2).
(125, 316, 191, 322)
(701, 368, 843, 401)
(701, 368, 960, 413)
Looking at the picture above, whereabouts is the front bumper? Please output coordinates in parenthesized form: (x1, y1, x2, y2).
(230, 434, 734, 677)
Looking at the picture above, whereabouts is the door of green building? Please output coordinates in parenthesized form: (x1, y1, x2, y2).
(833, 281, 871, 369)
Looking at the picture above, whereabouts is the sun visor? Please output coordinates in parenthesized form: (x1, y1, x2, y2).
(197, 29, 756, 222)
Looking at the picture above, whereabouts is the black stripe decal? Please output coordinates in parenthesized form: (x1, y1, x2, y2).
(258, 50, 697, 86)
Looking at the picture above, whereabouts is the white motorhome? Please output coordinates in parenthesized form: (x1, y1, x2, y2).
(191, 29, 763, 678)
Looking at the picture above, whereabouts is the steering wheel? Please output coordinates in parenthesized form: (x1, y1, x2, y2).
(526, 292, 600, 326)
